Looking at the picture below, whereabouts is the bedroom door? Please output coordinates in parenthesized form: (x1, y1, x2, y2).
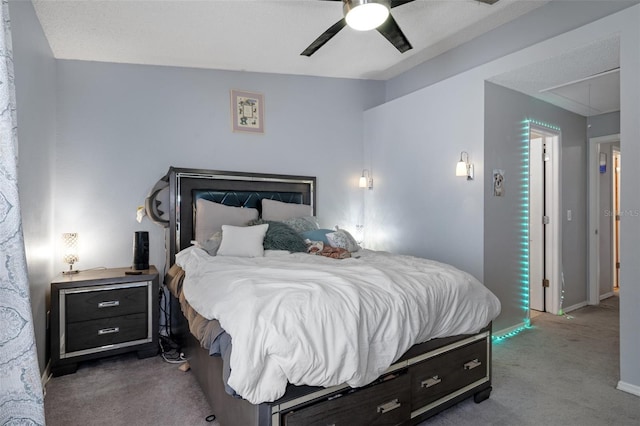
(529, 126, 559, 314)
(529, 135, 546, 312)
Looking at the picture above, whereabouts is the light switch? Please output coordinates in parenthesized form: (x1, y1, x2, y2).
(567, 210, 572, 221)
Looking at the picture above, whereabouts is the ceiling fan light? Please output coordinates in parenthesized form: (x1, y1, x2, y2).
(344, 0, 390, 32)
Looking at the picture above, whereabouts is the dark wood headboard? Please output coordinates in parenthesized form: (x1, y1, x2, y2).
(167, 167, 316, 266)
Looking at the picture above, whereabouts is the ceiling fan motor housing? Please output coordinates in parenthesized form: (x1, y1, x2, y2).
(344, 0, 391, 31)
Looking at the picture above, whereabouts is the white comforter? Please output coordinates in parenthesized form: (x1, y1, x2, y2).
(176, 247, 501, 404)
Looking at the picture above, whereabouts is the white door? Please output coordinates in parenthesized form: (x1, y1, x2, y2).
(529, 136, 545, 311)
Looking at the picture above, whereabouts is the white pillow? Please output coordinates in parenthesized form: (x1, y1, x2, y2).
(217, 224, 269, 257)
(195, 199, 259, 243)
(262, 199, 312, 221)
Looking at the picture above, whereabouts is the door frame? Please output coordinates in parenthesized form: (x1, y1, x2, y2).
(588, 133, 620, 305)
(529, 124, 562, 315)
(612, 147, 620, 289)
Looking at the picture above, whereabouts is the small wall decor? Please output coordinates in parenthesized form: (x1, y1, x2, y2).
(231, 89, 264, 134)
(493, 169, 505, 197)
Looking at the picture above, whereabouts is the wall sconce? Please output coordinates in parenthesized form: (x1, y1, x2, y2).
(359, 169, 373, 189)
(456, 151, 474, 180)
(62, 232, 79, 274)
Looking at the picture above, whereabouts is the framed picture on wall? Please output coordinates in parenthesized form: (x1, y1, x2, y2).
(230, 89, 264, 134)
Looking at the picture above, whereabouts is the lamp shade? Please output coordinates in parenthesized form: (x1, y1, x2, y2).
(359, 175, 368, 188)
(456, 161, 468, 177)
(62, 232, 79, 264)
(344, 0, 390, 31)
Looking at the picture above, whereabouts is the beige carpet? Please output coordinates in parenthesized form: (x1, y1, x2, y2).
(44, 295, 640, 425)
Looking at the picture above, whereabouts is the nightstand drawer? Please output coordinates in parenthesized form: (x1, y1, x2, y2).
(410, 339, 488, 409)
(284, 373, 411, 426)
(66, 285, 148, 323)
(66, 313, 148, 352)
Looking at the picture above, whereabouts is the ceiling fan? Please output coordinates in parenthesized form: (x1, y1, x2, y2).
(301, 0, 500, 57)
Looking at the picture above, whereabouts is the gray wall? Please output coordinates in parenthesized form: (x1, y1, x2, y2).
(10, 0, 57, 374)
(385, 1, 639, 102)
(484, 82, 587, 319)
(53, 60, 384, 281)
(588, 111, 620, 138)
(14, 6, 384, 371)
(617, 5, 640, 389)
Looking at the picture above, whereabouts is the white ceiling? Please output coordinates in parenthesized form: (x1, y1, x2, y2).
(32, 0, 550, 80)
(31, 0, 620, 116)
(488, 35, 620, 116)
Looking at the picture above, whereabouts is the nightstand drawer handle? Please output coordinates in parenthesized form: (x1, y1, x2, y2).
(377, 398, 400, 414)
(98, 300, 120, 308)
(421, 376, 442, 388)
(464, 359, 482, 370)
(98, 327, 120, 335)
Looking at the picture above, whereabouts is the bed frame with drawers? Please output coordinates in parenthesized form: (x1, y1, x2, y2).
(165, 167, 493, 426)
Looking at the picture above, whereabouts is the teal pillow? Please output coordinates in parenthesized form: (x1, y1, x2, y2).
(301, 229, 334, 244)
(248, 219, 307, 253)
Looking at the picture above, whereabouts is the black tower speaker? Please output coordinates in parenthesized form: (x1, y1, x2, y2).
(133, 231, 149, 270)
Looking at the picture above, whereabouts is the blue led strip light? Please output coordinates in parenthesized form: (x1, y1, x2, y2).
(491, 118, 560, 343)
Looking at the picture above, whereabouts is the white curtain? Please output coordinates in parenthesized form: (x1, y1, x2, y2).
(0, 0, 46, 424)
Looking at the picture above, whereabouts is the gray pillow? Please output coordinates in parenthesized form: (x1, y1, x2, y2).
(195, 199, 259, 243)
(200, 231, 222, 256)
(261, 199, 312, 221)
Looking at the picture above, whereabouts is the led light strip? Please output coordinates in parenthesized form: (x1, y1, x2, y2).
(492, 118, 560, 343)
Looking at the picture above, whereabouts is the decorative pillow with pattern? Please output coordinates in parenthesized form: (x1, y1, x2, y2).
(282, 216, 320, 233)
(326, 229, 360, 253)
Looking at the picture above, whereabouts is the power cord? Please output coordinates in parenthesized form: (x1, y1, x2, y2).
(159, 335, 186, 364)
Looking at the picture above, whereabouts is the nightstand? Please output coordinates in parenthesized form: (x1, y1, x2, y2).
(50, 266, 159, 376)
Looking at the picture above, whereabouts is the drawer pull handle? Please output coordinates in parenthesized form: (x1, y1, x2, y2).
(421, 376, 442, 388)
(98, 300, 120, 308)
(464, 359, 482, 370)
(98, 327, 120, 335)
(377, 398, 400, 414)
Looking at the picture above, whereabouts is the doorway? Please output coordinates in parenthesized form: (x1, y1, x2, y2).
(529, 125, 562, 314)
(612, 148, 620, 290)
(588, 134, 621, 304)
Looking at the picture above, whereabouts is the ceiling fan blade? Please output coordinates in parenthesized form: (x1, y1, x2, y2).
(301, 19, 347, 56)
(390, 0, 416, 8)
(476, 0, 500, 4)
(376, 14, 412, 53)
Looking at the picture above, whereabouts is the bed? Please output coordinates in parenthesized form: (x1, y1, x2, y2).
(162, 167, 500, 426)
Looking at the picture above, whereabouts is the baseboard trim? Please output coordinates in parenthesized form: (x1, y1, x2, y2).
(600, 292, 615, 300)
(562, 301, 587, 314)
(617, 380, 640, 397)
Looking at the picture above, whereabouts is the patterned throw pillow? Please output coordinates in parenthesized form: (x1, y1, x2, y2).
(282, 216, 320, 233)
(326, 229, 360, 253)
